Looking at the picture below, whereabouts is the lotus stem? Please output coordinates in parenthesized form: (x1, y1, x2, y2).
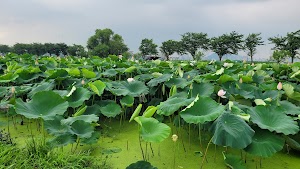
(200, 137, 213, 169)
(138, 134, 145, 160)
(189, 124, 191, 150)
(173, 141, 176, 169)
(150, 143, 154, 157)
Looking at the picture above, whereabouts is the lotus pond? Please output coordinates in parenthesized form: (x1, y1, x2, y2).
(0, 53, 300, 168)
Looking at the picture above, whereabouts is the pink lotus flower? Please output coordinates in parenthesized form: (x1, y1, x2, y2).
(277, 82, 282, 90)
(218, 89, 226, 98)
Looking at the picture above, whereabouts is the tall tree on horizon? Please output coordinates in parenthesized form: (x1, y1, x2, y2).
(180, 32, 209, 60)
(160, 40, 180, 60)
(139, 38, 158, 57)
(269, 30, 300, 63)
(244, 33, 264, 63)
(209, 31, 244, 61)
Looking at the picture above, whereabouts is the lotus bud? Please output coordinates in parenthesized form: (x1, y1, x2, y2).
(239, 78, 243, 84)
(172, 134, 178, 142)
(223, 62, 229, 67)
(118, 55, 123, 60)
(217, 89, 226, 98)
(81, 79, 85, 85)
(11, 86, 15, 94)
(35, 59, 39, 65)
(277, 82, 282, 90)
(187, 75, 191, 79)
(127, 78, 135, 83)
(251, 63, 255, 66)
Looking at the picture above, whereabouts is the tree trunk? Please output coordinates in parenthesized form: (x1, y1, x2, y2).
(291, 56, 294, 63)
(219, 55, 222, 61)
(250, 51, 253, 63)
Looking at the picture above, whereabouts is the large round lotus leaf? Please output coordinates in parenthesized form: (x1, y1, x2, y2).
(61, 114, 98, 125)
(284, 135, 300, 151)
(15, 91, 69, 120)
(244, 128, 284, 157)
(164, 78, 189, 89)
(46, 69, 68, 79)
(249, 106, 299, 135)
(279, 101, 300, 115)
(223, 153, 246, 169)
(190, 82, 214, 97)
(65, 68, 81, 77)
(135, 116, 171, 143)
(44, 116, 69, 135)
(126, 160, 158, 169)
(120, 95, 134, 107)
(0, 73, 19, 83)
(81, 68, 96, 78)
(180, 96, 225, 124)
(147, 74, 173, 87)
(106, 81, 149, 97)
(81, 131, 101, 144)
(217, 74, 236, 84)
(47, 134, 76, 147)
(157, 97, 194, 116)
(84, 105, 101, 115)
(88, 80, 106, 96)
(69, 120, 95, 138)
(102, 69, 118, 77)
(100, 102, 122, 117)
(28, 81, 55, 98)
(66, 87, 91, 108)
(211, 113, 254, 149)
(124, 66, 136, 73)
(16, 70, 40, 83)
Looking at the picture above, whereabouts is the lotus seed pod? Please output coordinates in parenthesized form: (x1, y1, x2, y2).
(11, 87, 15, 94)
(172, 134, 178, 142)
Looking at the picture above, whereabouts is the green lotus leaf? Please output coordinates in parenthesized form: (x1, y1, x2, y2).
(180, 96, 225, 124)
(147, 74, 173, 87)
(102, 69, 118, 77)
(61, 114, 98, 125)
(99, 102, 122, 117)
(124, 66, 136, 73)
(16, 70, 40, 83)
(120, 95, 134, 107)
(211, 113, 254, 149)
(0, 73, 19, 83)
(142, 106, 157, 118)
(0, 87, 9, 97)
(129, 104, 142, 122)
(223, 153, 246, 169)
(244, 128, 284, 157)
(81, 131, 101, 144)
(249, 106, 299, 135)
(69, 120, 95, 138)
(66, 87, 92, 108)
(136, 116, 171, 143)
(65, 68, 81, 77)
(284, 135, 300, 151)
(73, 105, 87, 117)
(240, 75, 253, 83)
(190, 82, 214, 97)
(279, 101, 300, 115)
(164, 78, 189, 89)
(47, 133, 76, 147)
(44, 116, 69, 135)
(15, 91, 69, 120)
(157, 97, 194, 116)
(217, 74, 236, 84)
(46, 69, 68, 79)
(81, 68, 96, 78)
(106, 81, 149, 97)
(126, 160, 158, 169)
(88, 80, 106, 96)
(28, 81, 55, 98)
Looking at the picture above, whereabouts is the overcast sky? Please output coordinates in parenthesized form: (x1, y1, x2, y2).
(1, 0, 300, 59)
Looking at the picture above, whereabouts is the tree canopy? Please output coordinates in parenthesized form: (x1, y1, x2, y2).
(87, 28, 128, 57)
(139, 38, 158, 57)
(160, 40, 180, 60)
(244, 33, 264, 63)
(180, 32, 209, 60)
(210, 31, 244, 61)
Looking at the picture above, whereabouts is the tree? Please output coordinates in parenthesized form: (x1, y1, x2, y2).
(87, 28, 128, 57)
(139, 38, 158, 57)
(67, 44, 87, 57)
(160, 40, 179, 60)
(271, 50, 291, 63)
(244, 33, 264, 63)
(12, 43, 31, 54)
(0, 44, 11, 54)
(180, 32, 209, 60)
(269, 30, 300, 63)
(210, 31, 244, 61)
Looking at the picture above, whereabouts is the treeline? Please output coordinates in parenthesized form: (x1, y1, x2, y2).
(1, 28, 299, 63)
(0, 43, 86, 57)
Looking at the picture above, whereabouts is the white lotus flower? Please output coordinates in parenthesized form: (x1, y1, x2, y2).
(217, 89, 226, 98)
(127, 78, 135, 83)
(223, 62, 229, 67)
(11, 87, 15, 94)
(239, 78, 243, 83)
(118, 55, 123, 60)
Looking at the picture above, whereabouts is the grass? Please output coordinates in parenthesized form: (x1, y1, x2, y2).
(0, 139, 111, 169)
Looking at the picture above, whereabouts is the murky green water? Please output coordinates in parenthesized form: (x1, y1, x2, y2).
(2, 117, 300, 169)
